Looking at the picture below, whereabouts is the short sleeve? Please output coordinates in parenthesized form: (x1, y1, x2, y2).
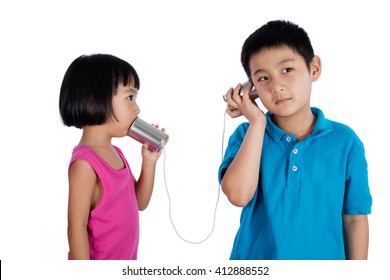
(218, 122, 249, 184)
(343, 140, 372, 214)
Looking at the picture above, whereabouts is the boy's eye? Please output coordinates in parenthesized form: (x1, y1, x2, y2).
(258, 76, 269, 82)
(127, 95, 134, 101)
(282, 67, 293, 74)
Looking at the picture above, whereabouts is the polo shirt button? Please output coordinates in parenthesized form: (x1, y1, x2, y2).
(286, 136, 291, 142)
(293, 148, 298, 154)
(292, 165, 298, 171)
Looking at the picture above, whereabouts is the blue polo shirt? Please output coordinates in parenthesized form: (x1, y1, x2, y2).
(218, 107, 372, 260)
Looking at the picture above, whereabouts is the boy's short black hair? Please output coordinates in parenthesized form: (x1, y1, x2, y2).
(59, 53, 140, 129)
(241, 20, 315, 78)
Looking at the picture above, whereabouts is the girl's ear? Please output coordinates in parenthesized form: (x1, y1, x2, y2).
(310, 55, 322, 82)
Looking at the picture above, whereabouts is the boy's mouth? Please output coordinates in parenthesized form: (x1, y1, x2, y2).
(275, 97, 291, 105)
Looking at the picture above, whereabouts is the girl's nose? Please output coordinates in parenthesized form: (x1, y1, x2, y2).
(135, 105, 140, 116)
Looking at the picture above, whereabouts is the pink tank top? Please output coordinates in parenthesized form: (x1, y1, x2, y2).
(68, 145, 139, 260)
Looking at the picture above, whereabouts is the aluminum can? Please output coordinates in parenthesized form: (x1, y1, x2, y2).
(128, 117, 169, 151)
(222, 80, 258, 102)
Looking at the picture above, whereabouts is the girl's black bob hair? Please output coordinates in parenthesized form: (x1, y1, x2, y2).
(59, 53, 140, 129)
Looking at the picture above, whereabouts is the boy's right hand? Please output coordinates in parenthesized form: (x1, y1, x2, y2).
(225, 83, 266, 124)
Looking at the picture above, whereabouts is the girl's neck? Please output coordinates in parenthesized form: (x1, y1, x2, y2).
(78, 125, 125, 170)
(78, 125, 112, 148)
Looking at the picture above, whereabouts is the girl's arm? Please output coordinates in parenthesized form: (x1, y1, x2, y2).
(343, 214, 369, 259)
(135, 141, 163, 211)
(68, 160, 98, 260)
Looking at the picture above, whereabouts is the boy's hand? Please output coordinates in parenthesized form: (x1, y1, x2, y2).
(225, 83, 266, 123)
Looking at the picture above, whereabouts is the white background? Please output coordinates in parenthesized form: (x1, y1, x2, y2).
(1, 0, 388, 278)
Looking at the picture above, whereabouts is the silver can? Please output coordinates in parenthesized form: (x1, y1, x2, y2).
(222, 80, 258, 102)
(128, 117, 169, 152)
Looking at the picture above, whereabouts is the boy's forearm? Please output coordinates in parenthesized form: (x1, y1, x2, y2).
(222, 121, 265, 207)
(343, 214, 369, 260)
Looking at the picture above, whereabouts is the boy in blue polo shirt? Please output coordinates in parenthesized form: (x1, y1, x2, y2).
(219, 20, 372, 260)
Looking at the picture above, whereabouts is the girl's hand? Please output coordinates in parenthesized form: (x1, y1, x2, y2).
(141, 125, 165, 163)
(225, 83, 266, 124)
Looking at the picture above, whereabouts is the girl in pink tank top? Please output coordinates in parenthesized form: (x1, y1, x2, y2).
(59, 54, 166, 260)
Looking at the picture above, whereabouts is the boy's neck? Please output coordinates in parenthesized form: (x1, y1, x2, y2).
(272, 108, 316, 141)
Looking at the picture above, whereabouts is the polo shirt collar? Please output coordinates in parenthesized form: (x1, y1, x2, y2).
(265, 107, 332, 143)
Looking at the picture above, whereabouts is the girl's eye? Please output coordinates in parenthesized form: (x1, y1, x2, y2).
(282, 67, 293, 74)
(127, 95, 134, 101)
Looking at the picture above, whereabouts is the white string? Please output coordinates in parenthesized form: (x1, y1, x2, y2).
(162, 109, 227, 244)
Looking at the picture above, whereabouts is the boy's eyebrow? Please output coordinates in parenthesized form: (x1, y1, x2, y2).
(277, 58, 295, 65)
(252, 58, 296, 76)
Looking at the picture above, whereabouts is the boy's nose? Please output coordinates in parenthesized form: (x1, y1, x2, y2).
(270, 79, 285, 94)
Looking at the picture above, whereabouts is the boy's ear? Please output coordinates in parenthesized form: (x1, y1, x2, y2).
(310, 55, 322, 81)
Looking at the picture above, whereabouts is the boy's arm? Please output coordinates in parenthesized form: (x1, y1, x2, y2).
(343, 214, 369, 260)
(222, 84, 266, 207)
(221, 120, 265, 207)
(68, 160, 97, 260)
(135, 143, 162, 211)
